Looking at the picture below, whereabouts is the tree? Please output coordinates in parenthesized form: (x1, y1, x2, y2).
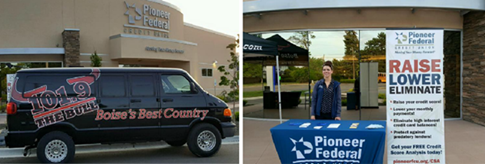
(343, 31, 359, 79)
(287, 31, 316, 51)
(363, 32, 385, 55)
(308, 57, 324, 80)
(218, 34, 239, 102)
(218, 34, 239, 121)
(1, 64, 22, 104)
(287, 57, 324, 83)
(90, 51, 102, 67)
(243, 63, 262, 79)
(361, 32, 386, 72)
(343, 31, 359, 58)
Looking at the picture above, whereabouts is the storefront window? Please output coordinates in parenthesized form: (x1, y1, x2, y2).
(310, 30, 363, 120)
(0, 62, 63, 69)
(244, 29, 462, 120)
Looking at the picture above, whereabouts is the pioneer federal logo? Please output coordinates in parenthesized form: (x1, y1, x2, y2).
(395, 32, 408, 44)
(124, 2, 143, 24)
(123, 1, 170, 38)
(395, 31, 435, 45)
(290, 137, 313, 159)
(289, 136, 366, 163)
(394, 31, 436, 54)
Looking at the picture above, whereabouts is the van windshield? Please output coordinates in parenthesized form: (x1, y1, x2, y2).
(161, 74, 204, 94)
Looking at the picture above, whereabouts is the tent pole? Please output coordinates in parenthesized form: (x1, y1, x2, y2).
(358, 30, 362, 120)
(277, 55, 282, 123)
(262, 60, 265, 118)
(307, 31, 311, 114)
(262, 60, 264, 94)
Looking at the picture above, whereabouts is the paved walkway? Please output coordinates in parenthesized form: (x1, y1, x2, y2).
(243, 83, 386, 94)
(243, 103, 388, 120)
(243, 118, 485, 164)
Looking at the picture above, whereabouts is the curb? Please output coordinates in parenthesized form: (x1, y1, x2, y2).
(243, 117, 289, 122)
(0, 136, 239, 158)
(244, 96, 311, 101)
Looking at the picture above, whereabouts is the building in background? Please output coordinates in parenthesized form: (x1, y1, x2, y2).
(0, 0, 235, 95)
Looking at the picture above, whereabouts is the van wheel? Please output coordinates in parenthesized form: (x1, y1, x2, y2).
(37, 131, 75, 163)
(187, 123, 221, 157)
(166, 140, 186, 147)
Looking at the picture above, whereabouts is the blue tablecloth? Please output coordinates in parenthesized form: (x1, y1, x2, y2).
(271, 119, 386, 164)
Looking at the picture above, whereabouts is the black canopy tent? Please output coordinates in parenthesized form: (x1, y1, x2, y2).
(242, 32, 284, 123)
(244, 35, 310, 95)
(243, 33, 311, 122)
(242, 32, 278, 57)
(244, 34, 309, 66)
(266, 34, 311, 115)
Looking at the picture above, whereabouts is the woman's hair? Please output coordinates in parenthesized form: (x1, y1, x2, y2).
(323, 61, 333, 70)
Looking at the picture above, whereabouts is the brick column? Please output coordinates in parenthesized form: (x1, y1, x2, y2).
(62, 29, 81, 67)
(463, 11, 485, 126)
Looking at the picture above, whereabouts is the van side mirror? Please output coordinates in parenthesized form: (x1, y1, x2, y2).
(191, 82, 198, 93)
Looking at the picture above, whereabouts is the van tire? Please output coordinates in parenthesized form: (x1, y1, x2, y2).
(187, 123, 221, 157)
(166, 140, 186, 147)
(36, 131, 75, 163)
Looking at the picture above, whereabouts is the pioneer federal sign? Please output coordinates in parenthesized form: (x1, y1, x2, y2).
(124, 1, 170, 38)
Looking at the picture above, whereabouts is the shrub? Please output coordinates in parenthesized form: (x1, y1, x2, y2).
(216, 95, 227, 103)
(0, 104, 6, 113)
(235, 111, 239, 121)
(341, 98, 347, 106)
(340, 79, 356, 83)
(378, 93, 386, 99)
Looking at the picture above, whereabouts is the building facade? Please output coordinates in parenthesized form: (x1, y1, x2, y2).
(244, 0, 485, 125)
(0, 0, 235, 95)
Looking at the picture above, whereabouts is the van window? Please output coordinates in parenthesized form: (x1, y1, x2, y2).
(24, 75, 95, 97)
(101, 75, 125, 97)
(130, 75, 155, 96)
(161, 75, 195, 94)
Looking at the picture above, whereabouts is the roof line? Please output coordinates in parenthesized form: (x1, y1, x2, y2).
(244, 0, 485, 14)
(184, 23, 236, 39)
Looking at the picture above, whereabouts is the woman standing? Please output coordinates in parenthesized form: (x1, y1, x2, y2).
(310, 61, 342, 120)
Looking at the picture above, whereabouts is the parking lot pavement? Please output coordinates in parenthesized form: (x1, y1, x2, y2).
(0, 136, 239, 163)
(0, 144, 239, 163)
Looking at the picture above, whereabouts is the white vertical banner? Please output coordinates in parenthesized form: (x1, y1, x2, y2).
(386, 29, 445, 164)
(6, 74, 15, 102)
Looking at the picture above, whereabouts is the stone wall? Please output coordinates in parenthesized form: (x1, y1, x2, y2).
(462, 11, 485, 126)
(62, 29, 80, 67)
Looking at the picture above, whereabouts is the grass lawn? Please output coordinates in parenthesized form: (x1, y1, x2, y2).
(243, 90, 264, 98)
(243, 82, 305, 87)
(243, 89, 310, 98)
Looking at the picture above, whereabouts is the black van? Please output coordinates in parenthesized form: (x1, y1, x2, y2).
(2, 68, 235, 163)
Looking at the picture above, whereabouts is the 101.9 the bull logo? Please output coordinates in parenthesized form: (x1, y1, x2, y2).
(11, 69, 101, 129)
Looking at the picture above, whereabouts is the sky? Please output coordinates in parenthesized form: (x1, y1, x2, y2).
(162, 0, 241, 38)
(262, 30, 384, 61)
